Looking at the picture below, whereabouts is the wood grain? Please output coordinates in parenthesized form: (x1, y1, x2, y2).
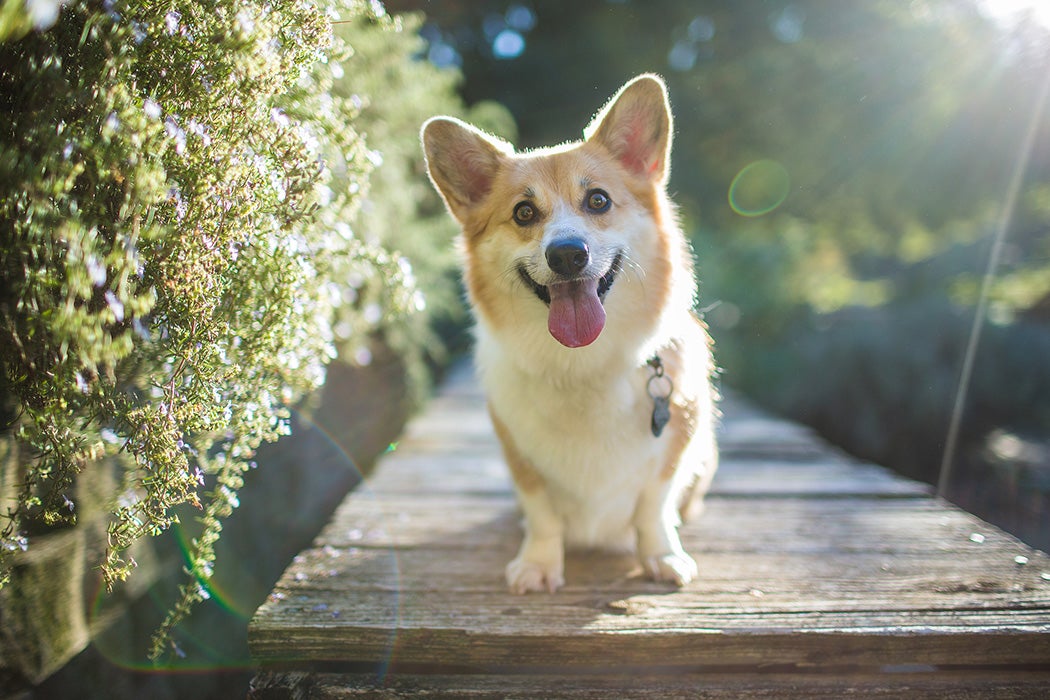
(249, 669, 1050, 700)
(249, 359, 1050, 694)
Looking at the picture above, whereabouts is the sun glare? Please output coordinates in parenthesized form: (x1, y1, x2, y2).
(980, 0, 1050, 29)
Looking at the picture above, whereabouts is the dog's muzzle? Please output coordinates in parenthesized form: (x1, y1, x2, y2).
(516, 246, 623, 348)
(517, 248, 622, 307)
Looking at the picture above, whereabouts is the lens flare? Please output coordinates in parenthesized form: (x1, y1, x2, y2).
(728, 159, 791, 217)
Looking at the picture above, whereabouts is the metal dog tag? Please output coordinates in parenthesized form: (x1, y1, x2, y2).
(647, 355, 674, 438)
(651, 395, 671, 437)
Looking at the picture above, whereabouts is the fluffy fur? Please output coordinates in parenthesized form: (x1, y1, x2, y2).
(422, 74, 717, 593)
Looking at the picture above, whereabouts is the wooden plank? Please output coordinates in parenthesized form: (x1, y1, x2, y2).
(306, 493, 1024, 555)
(249, 359, 1050, 683)
(365, 454, 931, 498)
(249, 670, 1050, 699)
(251, 489, 1050, 668)
(251, 605, 1050, 671)
(257, 536, 1050, 599)
(709, 459, 932, 497)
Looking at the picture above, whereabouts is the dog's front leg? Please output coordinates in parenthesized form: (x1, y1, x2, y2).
(506, 487, 565, 594)
(633, 476, 698, 586)
(489, 407, 565, 593)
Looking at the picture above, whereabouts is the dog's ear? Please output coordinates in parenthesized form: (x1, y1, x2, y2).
(422, 117, 510, 222)
(585, 74, 672, 183)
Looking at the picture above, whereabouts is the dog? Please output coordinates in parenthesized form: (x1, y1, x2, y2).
(421, 74, 717, 594)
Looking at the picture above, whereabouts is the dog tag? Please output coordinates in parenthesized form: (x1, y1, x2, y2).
(647, 355, 674, 438)
(651, 395, 671, 437)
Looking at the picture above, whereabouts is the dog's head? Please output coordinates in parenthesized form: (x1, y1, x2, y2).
(422, 74, 675, 349)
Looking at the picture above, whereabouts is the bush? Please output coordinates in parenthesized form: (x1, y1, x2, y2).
(0, 0, 429, 658)
(706, 215, 1050, 488)
(327, 8, 514, 398)
(762, 300, 1050, 486)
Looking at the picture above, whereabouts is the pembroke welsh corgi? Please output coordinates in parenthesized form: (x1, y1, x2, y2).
(422, 74, 717, 594)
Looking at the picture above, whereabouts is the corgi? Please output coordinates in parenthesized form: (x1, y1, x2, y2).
(421, 74, 717, 594)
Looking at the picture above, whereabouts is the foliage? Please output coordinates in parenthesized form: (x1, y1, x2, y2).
(771, 302, 1050, 484)
(0, 0, 69, 42)
(0, 0, 429, 659)
(327, 9, 514, 399)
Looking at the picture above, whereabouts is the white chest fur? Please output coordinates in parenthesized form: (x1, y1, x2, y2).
(477, 337, 673, 549)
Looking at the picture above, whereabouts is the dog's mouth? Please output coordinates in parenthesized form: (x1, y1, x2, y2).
(517, 252, 621, 305)
(517, 252, 623, 348)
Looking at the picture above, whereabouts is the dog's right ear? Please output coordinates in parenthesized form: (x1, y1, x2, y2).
(422, 117, 509, 223)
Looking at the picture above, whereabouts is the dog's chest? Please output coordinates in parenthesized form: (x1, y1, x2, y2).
(486, 364, 664, 496)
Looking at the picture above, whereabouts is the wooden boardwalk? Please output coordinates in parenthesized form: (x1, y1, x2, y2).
(248, 360, 1050, 698)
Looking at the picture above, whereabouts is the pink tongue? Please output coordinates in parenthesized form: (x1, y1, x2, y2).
(547, 278, 606, 348)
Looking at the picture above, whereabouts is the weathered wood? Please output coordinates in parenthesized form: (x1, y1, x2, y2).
(249, 669, 1050, 700)
(249, 359, 1050, 695)
(367, 456, 931, 498)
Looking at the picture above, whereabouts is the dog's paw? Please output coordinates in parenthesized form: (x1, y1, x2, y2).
(505, 556, 565, 595)
(643, 551, 698, 587)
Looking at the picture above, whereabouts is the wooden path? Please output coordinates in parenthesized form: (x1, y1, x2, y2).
(248, 360, 1050, 698)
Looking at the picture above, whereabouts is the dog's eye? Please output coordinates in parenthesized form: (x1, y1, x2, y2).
(585, 189, 611, 214)
(513, 201, 537, 225)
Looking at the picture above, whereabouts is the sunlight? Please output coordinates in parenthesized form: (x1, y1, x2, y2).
(980, 0, 1050, 29)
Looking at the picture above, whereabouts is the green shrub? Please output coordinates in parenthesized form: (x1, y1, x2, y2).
(767, 299, 1050, 486)
(327, 8, 514, 398)
(706, 215, 1050, 487)
(0, 0, 430, 658)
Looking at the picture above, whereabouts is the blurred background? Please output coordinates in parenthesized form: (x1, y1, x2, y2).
(385, 0, 1050, 552)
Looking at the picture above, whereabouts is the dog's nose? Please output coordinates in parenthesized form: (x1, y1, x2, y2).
(546, 239, 590, 277)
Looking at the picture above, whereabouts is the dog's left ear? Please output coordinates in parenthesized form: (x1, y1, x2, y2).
(585, 74, 672, 184)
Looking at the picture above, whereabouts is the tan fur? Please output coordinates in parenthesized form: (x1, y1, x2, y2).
(489, 406, 546, 494)
(422, 75, 717, 593)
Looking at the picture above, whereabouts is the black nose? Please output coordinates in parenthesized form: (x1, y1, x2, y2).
(546, 239, 590, 277)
